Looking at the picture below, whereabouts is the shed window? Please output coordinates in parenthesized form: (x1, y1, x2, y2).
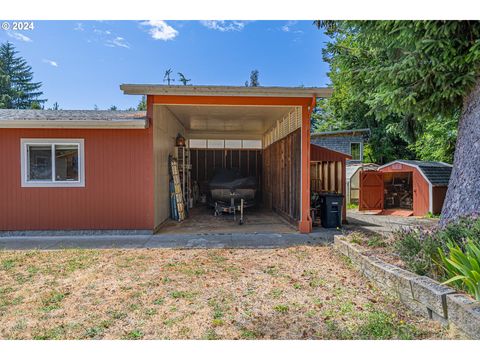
(350, 142, 361, 161)
(21, 139, 85, 187)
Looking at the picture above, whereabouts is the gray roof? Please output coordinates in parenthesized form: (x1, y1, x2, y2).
(0, 110, 148, 129)
(311, 128, 371, 138)
(0, 109, 146, 121)
(381, 160, 453, 186)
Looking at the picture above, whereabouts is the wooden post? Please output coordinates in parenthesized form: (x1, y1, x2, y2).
(299, 103, 313, 233)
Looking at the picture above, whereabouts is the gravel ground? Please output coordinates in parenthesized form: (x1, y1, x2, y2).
(0, 246, 463, 339)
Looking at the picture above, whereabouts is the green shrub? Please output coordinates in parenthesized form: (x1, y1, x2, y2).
(393, 228, 438, 276)
(438, 239, 480, 300)
(393, 215, 480, 277)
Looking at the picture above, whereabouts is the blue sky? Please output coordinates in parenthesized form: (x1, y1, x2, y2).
(0, 20, 330, 110)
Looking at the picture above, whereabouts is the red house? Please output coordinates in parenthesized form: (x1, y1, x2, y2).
(0, 85, 335, 234)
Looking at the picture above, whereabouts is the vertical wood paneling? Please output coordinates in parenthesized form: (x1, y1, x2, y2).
(0, 128, 153, 231)
(262, 129, 301, 223)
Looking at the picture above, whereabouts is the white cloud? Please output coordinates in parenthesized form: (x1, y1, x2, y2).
(281, 21, 303, 34)
(105, 36, 130, 49)
(42, 59, 58, 67)
(74, 23, 84, 31)
(7, 31, 32, 42)
(141, 20, 178, 41)
(200, 21, 247, 32)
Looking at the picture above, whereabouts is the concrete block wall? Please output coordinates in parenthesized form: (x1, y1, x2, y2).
(334, 235, 480, 339)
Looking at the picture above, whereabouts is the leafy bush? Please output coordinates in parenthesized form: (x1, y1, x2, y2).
(438, 239, 480, 300)
(393, 214, 480, 277)
(393, 228, 438, 276)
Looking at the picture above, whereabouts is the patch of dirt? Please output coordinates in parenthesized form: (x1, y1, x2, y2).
(0, 246, 463, 339)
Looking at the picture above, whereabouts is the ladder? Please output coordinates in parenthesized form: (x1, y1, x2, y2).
(169, 156, 186, 221)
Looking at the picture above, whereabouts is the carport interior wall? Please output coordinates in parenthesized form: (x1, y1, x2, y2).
(152, 104, 304, 228)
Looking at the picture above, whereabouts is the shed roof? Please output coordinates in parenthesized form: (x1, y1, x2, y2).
(379, 160, 452, 186)
(346, 163, 379, 181)
(0, 110, 148, 129)
(121, 84, 332, 98)
(310, 144, 352, 162)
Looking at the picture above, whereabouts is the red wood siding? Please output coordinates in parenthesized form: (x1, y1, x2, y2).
(359, 171, 384, 211)
(0, 128, 153, 231)
(379, 163, 430, 216)
(432, 186, 448, 215)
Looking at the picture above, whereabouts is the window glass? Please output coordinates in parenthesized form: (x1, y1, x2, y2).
(27, 145, 52, 180)
(242, 140, 262, 149)
(351, 143, 361, 160)
(225, 140, 242, 148)
(55, 145, 79, 181)
(207, 139, 224, 149)
(189, 139, 207, 148)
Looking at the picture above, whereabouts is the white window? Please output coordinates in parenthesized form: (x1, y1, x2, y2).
(207, 139, 225, 149)
(242, 140, 262, 149)
(21, 139, 85, 187)
(225, 140, 242, 149)
(350, 142, 362, 161)
(189, 139, 207, 149)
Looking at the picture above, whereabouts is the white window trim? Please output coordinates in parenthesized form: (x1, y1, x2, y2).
(350, 141, 363, 161)
(20, 139, 85, 188)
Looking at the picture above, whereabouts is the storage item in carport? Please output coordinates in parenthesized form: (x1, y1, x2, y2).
(208, 168, 257, 225)
(310, 192, 322, 227)
(319, 193, 344, 228)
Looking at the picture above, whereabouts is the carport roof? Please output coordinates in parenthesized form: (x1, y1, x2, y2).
(120, 84, 333, 98)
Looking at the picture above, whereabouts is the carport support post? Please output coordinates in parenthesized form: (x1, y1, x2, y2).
(299, 103, 313, 233)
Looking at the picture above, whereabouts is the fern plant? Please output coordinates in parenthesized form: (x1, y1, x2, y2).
(438, 239, 480, 300)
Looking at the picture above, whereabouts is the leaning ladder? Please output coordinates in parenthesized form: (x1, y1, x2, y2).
(170, 156, 186, 221)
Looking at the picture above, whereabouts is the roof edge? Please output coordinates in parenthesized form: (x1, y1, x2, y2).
(310, 143, 353, 160)
(0, 119, 149, 129)
(120, 84, 333, 98)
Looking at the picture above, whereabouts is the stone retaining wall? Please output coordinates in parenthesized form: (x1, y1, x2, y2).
(334, 235, 480, 339)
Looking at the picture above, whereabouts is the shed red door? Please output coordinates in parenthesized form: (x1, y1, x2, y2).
(359, 171, 384, 211)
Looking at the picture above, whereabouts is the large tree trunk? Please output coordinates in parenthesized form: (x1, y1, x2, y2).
(441, 78, 480, 224)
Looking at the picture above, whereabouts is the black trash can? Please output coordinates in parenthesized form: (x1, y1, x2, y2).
(319, 192, 344, 228)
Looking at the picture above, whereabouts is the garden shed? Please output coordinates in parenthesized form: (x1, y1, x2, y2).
(359, 160, 452, 216)
(346, 163, 379, 205)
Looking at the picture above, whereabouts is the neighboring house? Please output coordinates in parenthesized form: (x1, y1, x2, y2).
(310, 129, 370, 163)
(0, 84, 336, 234)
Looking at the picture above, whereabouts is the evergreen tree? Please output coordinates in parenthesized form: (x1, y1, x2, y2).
(0, 42, 46, 109)
(315, 21, 480, 222)
(248, 70, 260, 87)
(137, 95, 147, 111)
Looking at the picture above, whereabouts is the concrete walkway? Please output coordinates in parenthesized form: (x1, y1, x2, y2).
(0, 230, 339, 250)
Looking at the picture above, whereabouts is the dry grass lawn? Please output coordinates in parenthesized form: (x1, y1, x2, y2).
(0, 246, 463, 340)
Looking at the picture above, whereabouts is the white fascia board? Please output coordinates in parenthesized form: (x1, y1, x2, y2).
(0, 119, 148, 129)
